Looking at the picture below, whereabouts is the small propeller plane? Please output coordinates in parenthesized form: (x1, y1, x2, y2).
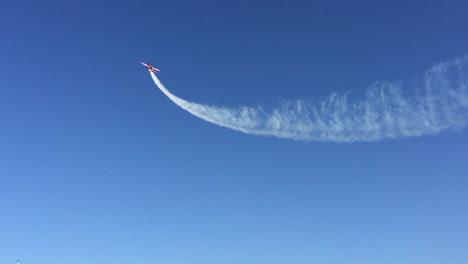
(140, 62, 161, 73)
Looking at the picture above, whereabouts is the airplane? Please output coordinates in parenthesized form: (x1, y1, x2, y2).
(140, 62, 161, 73)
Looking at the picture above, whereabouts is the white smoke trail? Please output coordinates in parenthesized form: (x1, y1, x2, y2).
(149, 56, 468, 142)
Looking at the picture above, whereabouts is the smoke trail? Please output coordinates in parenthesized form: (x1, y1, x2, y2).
(149, 57, 468, 142)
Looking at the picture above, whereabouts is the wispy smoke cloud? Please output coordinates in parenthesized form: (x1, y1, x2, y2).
(149, 57, 468, 142)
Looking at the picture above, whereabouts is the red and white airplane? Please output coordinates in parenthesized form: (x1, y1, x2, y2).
(140, 62, 161, 73)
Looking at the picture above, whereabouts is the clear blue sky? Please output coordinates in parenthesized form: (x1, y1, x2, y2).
(1, 1, 467, 263)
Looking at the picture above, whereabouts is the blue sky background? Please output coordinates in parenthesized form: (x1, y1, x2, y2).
(1, 0, 467, 263)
